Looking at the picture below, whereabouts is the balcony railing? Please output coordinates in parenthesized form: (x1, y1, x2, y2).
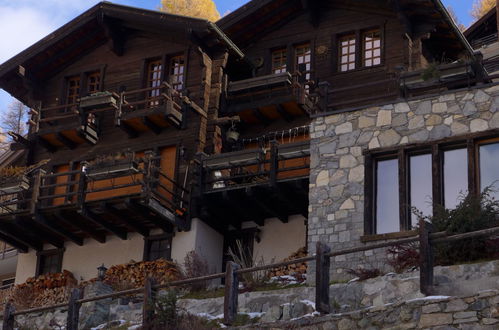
(224, 72, 315, 120)
(199, 140, 310, 193)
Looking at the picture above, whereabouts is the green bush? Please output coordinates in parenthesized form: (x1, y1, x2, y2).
(430, 188, 499, 265)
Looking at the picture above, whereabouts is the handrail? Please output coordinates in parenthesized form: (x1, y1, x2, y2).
(7, 224, 499, 326)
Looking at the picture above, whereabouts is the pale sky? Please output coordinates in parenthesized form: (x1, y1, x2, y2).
(0, 0, 477, 112)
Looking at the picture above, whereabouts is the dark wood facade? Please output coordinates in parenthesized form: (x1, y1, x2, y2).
(0, 0, 486, 253)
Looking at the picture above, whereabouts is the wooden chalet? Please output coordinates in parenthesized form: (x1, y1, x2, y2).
(0, 0, 490, 281)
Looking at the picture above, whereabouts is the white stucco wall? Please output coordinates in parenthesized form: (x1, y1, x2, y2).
(247, 215, 307, 264)
(15, 219, 224, 284)
(171, 218, 224, 274)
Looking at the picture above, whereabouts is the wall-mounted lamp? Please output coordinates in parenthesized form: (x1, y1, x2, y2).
(97, 263, 108, 281)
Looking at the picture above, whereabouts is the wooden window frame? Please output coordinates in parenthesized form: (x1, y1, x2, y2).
(338, 34, 357, 72)
(36, 248, 64, 277)
(271, 48, 288, 74)
(362, 29, 382, 67)
(60, 65, 106, 106)
(143, 233, 173, 262)
(168, 54, 186, 92)
(364, 132, 499, 237)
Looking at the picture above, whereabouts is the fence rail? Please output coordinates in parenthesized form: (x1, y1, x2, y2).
(3, 223, 499, 329)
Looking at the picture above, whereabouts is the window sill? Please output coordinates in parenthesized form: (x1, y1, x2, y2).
(360, 230, 417, 243)
(332, 64, 386, 76)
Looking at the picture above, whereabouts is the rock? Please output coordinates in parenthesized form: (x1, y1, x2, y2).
(290, 301, 315, 319)
(490, 112, 499, 128)
(418, 313, 453, 327)
(368, 137, 380, 149)
(395, 102, 410, 113)
(469, 299, 489, 311)
(359, 116, 376, 128)
(378, 129, 401, 147)
(470, 118, 489, 132)
(415, 100, 432, 115)
(338, 318, 356, 330)
(426, 114, 442, 126)
(316, 170, 329, 187)
(408, 116, 425, 129)
(474, 89, 490, 103)
(336, 122, 353, 134)
(454, 311, 477, 319)
(261, 305, 282, 323)
(445, 299, 468, 312)
(422, 303, 441, 313)
(340, 198, 355, 210)
(432, 102, 447, 113)
(348, 165, 364, 182)
(339, 155, 358, 168)
(451, 121, 469, 135)
(429, 125, 451, 140)
(463, 101, 477, 116)
(376, 110, 392, 126)
(281, 303, 291, 321)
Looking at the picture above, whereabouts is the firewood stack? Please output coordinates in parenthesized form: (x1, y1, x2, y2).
(269, 247, 308, 278)
(103, 259, 181, 288)
(2, 270, 77, 309)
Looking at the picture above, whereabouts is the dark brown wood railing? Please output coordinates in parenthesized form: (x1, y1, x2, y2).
(3, 222, 498, 329)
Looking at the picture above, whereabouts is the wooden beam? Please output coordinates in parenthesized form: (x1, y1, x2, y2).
(78, 207, 127, 240)
(276, 104, 293, 122)
(100, 17, 127, 56)
(56, 133, 77, 150)
(39, 213, 84, 246)
(0, 223, 42, 251)
(126, 199, 175, 232)
(16, 217, 65, 249)
(37, 136, 57, 153)
(142, 117, 162, 135)
(103, 203, 150, 237)
(0, 232, 29, 253)
(246, 187, 288, 223)
(119, 121, 139, 138)
(56, 211, 106, 243)
(252, 109, 271, 126)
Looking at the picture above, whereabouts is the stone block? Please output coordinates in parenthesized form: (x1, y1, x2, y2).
(418, 313, 453, 327)
(445, 299, 468, 312)
(335, 122, 353, 134)
(422, 303, 441, 313)
(453, 311, 476, 319)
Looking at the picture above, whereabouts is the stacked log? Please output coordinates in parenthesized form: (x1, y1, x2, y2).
(103, 259, 181, 289)
(1, 270, 77, 309)
(269, 247, 308, 278)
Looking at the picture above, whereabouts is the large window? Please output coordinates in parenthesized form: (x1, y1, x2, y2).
(86, 71, 101, 94)
(339, 35, 356, 72)
(169, 55, 185, 91)
(36, 249, 63, 276)
(66, 76, 80, 105)
(147, 59, 163, 103)
(363, 30, 381, 67)
(143, 234, 172, 261)
(272, 48, 287, 74)
(366, 135, 499, 235)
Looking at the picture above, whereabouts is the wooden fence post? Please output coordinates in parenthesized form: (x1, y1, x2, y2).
(2, 301, 15, 330)
(66, 288, 82, 330)
(419, 219, 434, 295)
(269, 140, 279, 187)
(142, 277, 157, 330)
(224, 261, 240, 325)
(315, 241, 331, 314)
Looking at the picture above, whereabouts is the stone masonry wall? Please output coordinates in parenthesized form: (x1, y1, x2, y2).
(308, 84, 499, 280)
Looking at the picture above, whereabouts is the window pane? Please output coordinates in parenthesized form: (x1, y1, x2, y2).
(376, 159, 399, 234)
(444, 148, 468, 209)
(339, 35, 356, 72)
(410, 154, 432, 227)
(480, 142, 499, 199)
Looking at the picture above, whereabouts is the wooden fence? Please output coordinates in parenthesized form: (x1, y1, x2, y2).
(3, 222, 499, 330)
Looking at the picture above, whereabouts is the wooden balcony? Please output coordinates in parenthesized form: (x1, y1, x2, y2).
(0, 154, 189, 251)
(115, 82, 185, 137)
(196, 140, 310, 231)
(224, 72, 314, 124)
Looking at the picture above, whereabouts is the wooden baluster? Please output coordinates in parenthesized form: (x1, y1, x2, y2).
(269, 140, 279, 187)
(142, 277, 156, 330)
(66, 288, 82, 330)
(223, 261, 239, 325)
(2, 301, 15, 330)
(419, 219, 434, 295)
(315, 241, 331, 314)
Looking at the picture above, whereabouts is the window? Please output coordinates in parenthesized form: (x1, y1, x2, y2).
(443, 148, 468, 209)
(366, 135, 499, 235)
(479, 140, 499, 200)
(169, 55, 185, 91)
(272, 48, 287, 74)
(409, 154, 432, 227)
(339, 35, 356, 72)
(66, 76, 80, 105)
(86, 72, 100, 94)
(375, 158, 399, 234)
(295, 44, 312, 90)
(36, 249, 63, 276)
(144, 234, 172, 261)
(147, 59, 163, 105)
(363, 30, 381, 67)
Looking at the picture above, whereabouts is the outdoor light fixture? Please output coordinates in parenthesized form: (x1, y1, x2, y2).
(97, 263, 108, 280)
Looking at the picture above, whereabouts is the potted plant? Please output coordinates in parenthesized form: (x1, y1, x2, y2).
(84, 152, 139, 180)
(0, 166, 29, 193)
(79, 91, 119, 110)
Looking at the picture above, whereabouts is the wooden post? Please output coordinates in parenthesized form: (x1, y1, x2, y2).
(317, 81, 330, 113)
(76, 167, 87, 208)
(2, 301, 15, 330)
(142, 277, 156, 330)
(315, 241, 331, 314)
(269, 140, 279, 187)
(223, 261, 239, 325)
(419, 219, 434, 295)
(66, 288, 82, 330)
(30, 169, 45, 214)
